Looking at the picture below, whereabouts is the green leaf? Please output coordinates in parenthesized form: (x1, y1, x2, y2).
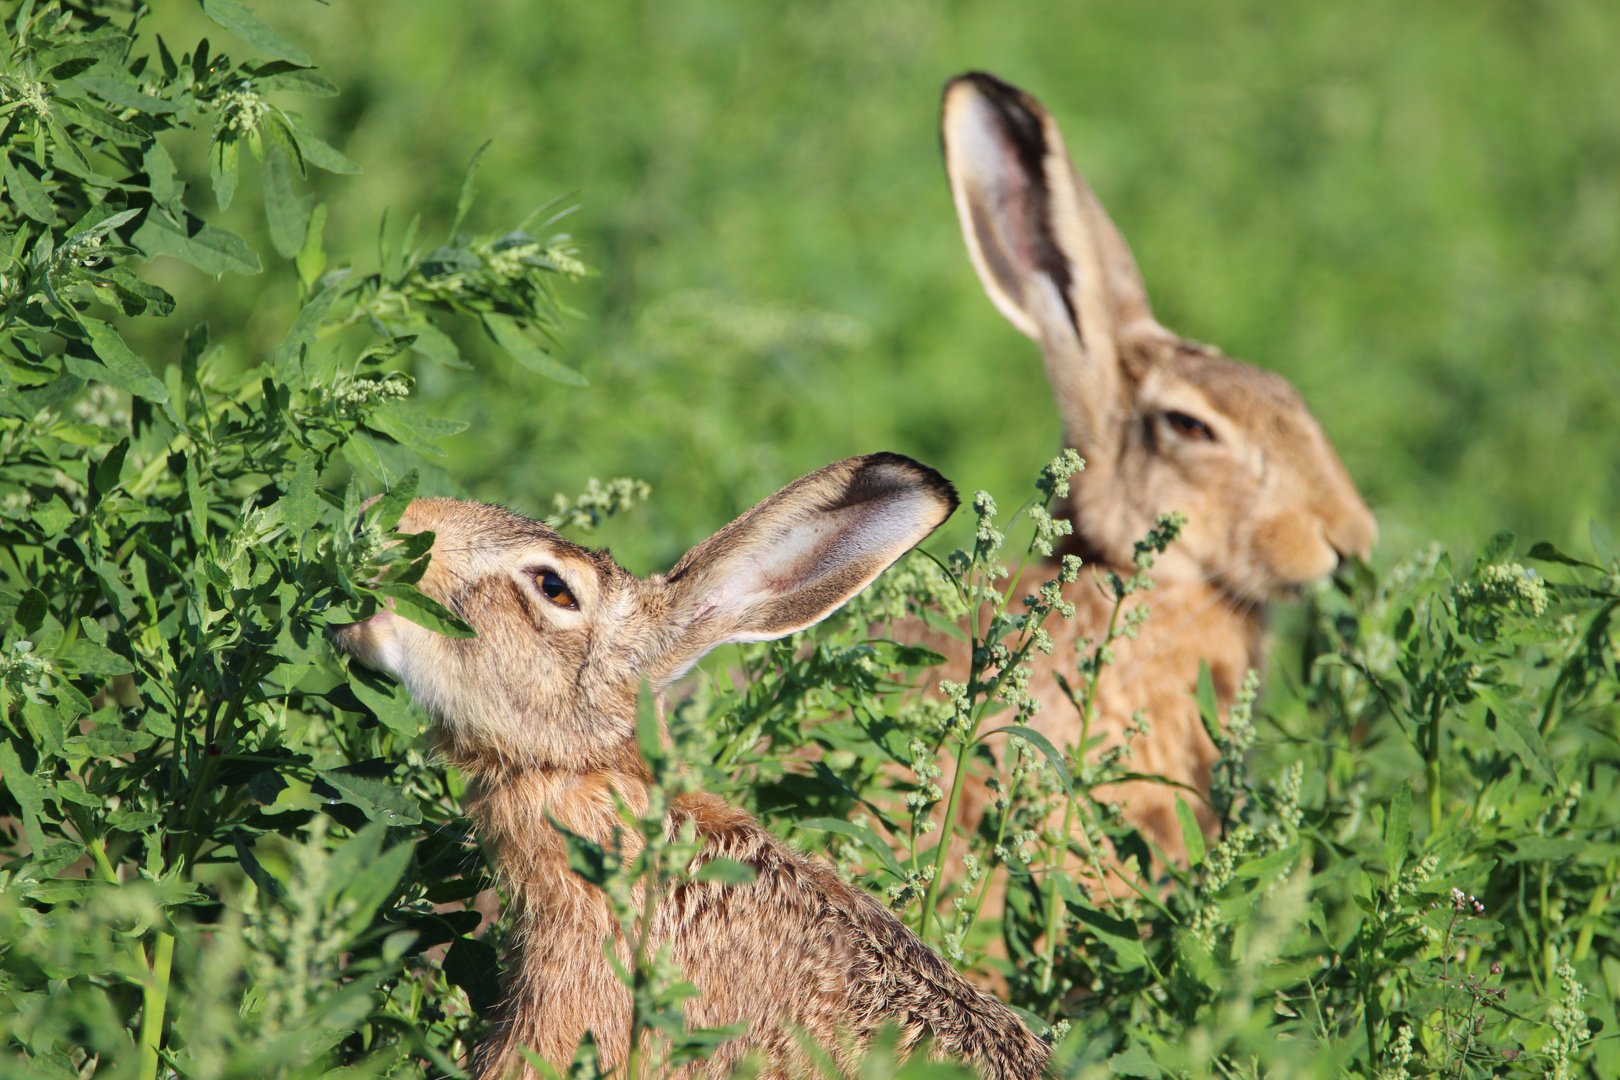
(333, 829, 414, 933)
(69, 721, 156, 758)
(1108, 1042, 1163, 1078)
(795, 817, 906, 880)
(72, 318, 170, 402)
(76, 75, 179, 114)
(693, 857, 757, 886)
(56, 638, 134, 677)
(444, 936, 501, 1016)
(452, 140, 490, 238)
(0, 743, 51, 853)
(201, 0, 312, 66)
(15, 588, 49, 636)
(365, 469, 419, 533)
(296, 201, 327, 292)
(371, 583, 477, 639)
(1593, 519, 1617, 568)
(4, 156, 54, 224)
(1071, 902, 1148, 972)
(343, 666, 424, 739)
(91, 439, 125, 506)
(1526, 542, 1604, 572)
(366, 405, 470, 457)
(982, 725, 1073, 800)
(45, 120, 99, 181)
(133, 209, 262, 276)
(1476, 684, 1558, 787)
(288, 119, 361, 175)
(250, 64, 339, 96)
(1174, 796, 1205, 867)
(20, 375, 86, 416)
(321, 768, 422, 827)
(881, 642, 948, 668)
(482, 312, 589, 386)
(211, 135, 240, 211)
(1478, 530, 1516, 567)
(59, 99, 149, 146)
(1194, 660, 1220, 743)
(1383, 780, 1411, 877)
(271, 283, 339, 381)
(277, 456, 318, 536)
(388, 318, 466, 369)
(262, 141, 312, 259)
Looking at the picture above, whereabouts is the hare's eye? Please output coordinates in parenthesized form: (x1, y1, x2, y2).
(1165, 410, 1216, 442)
(536, 570, 578, 610)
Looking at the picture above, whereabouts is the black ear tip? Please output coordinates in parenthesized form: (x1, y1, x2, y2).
(944, 71, 1036, 112)
(857, 451, 960, 519)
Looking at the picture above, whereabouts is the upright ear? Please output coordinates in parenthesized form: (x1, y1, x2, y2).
(941, 72, 1159, 455)
(644, 453, 958, 685)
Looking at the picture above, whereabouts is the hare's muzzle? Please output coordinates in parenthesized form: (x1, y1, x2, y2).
(329, 607, 406, 681)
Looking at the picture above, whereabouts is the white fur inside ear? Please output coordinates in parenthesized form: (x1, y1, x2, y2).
(703, 487, 935, 639)
(947, 95, 1044, 340)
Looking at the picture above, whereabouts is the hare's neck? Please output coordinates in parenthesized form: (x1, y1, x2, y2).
(460, 748, 652, 905)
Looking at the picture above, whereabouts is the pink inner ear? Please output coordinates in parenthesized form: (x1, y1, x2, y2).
(702, 490, 939, 626)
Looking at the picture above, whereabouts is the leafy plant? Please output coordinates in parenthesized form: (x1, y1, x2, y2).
(4, 4, 1620, 1080)
(0, 3, 592, 1078)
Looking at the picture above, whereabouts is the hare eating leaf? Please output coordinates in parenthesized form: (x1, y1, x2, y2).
(333, 453, 1049, 1080)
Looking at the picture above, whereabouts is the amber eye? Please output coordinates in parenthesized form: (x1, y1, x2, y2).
(536, 570, 578, 610)
(1165, 410, 1217, 442)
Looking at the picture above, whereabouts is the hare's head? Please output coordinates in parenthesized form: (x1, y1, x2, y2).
(332, 454, 957, 771)
(942, 72, 1375, 602)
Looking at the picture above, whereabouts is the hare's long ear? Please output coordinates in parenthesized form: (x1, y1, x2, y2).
(643, 453, 957, 685)
(941, 72, 1157, 456)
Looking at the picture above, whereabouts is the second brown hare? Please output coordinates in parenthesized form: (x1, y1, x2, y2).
(333, 453, 1049, 1080)
(927, 73, 1377, 870)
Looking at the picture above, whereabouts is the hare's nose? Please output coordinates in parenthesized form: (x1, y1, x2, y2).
(1324, 502, 1378, 566)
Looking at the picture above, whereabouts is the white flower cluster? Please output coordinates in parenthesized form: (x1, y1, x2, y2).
(1453, 562, 1549, 618)
(73, 384, 130, 429)
(215, 84, 269, 135)
(1, 641, 55, 703)
(1547, 781, 1582, 833)
(546, 476, 651, 532)
(1378, 1024, 1414, 1080)
(1188, 824, 1254, 950)
(905, 738, 943, 812)
(1546, 959, 1592, 1080)
(1225, 668, 1261, 755)
(328, 373, 411, 415)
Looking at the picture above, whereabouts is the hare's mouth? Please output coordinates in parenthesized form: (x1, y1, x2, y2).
(328, 608, 404, 675)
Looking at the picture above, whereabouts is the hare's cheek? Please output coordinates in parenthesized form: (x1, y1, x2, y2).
(1251, 511, 1339, 586)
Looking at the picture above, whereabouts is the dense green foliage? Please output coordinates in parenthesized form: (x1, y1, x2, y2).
(121, 0, 1620, 570)
(2, 4, 1620, 1080)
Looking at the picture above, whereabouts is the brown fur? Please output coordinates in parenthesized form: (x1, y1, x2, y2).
(332, 453, 1049, 1080)
(931, 73, 1377, 865)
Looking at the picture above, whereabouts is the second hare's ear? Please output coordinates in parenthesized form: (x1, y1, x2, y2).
(645, 453, 958, 685)
(942, 72, 1156, 453)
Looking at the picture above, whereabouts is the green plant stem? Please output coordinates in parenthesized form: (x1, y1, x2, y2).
(1574, 859, 1616, 961)
(1080, 587, 1126, 755)
(1037, 795, 1077, 996)
(1426, 690, 1443, 829)
(137, 932, 175, 1080)
(962, 769, 1025, 938)
(917, 730, 972, 943)
(90, 838, 175, 1080)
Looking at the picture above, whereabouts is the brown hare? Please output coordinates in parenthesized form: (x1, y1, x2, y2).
(928, 73, 1377, 869)
(332, 453, 1050, 1080)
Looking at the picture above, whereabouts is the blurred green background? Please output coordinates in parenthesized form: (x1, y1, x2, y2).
(138, 0, 1619, 573)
